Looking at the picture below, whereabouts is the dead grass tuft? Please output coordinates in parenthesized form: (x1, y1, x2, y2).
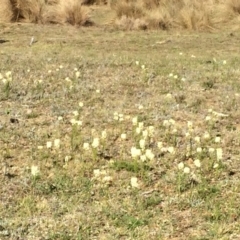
(177, 1, 213, 30)
(113, 1, 145, 19)
(44, 0, 92, 26)
(112, 0, 240, 30)
(9, 0, 46, 23)
(115, 15, 147, 30)
(0, 0, 13, 23)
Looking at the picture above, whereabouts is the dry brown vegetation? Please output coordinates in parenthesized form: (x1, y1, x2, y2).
(0, 0, 240, 29)
(112, 0, 240, 30)
(0, 0, 92, 26)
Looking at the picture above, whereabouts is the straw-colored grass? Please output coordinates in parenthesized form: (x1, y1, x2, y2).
(113, 0, 240, 30)
(0, 0, 14, 23)
(44, 0, 92, 26)
(1, 0, 240, 30)
(9, 0, 46, 23)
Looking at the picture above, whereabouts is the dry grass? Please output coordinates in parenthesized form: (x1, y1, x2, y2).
(1, 0, 240, 30)
(0, 0, 14, 23)
(0, 0, 91, 26)
(113, 0, 240, 30)
(9, 0, 46, 23)
(44, 0, 92, 26)
(81, 0, 108, 5)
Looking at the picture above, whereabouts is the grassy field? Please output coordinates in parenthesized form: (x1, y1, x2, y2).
(1, 16, 240, 240)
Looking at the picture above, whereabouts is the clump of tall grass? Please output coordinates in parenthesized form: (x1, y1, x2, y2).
(44, 0, 93, 26)
(112, 0, 240, 30)
(0, 0, 92, 26)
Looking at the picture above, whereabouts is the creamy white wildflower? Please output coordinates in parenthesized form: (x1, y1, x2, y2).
(141, 65, 145, 70)
(194, 159, 201, 168)
(167, 146, 175, 154)
(75, 71, 80, 78)
(118, 113, 124, 122)
(102, 176, 113, 184)
(136, 127, 142, 135)
(131, 147, 141, 158)
(132, 116, 138, 125)
(216, 148, 223, 161)
(101, 130, 107, 139)
(59, 65, 63, 69)
(209, 148, 215, 153)
(163, 120, 170, 127)
(37, 146, 43, 150)
(54, 139, 61, 149)
(166, 93, 173, 99)
(79, 102, 84, 107)
(120, 133, 127, 140)
(138, 105, 144, 110)
(169, 119, 175, 125)
(5, 71, 12, 79)
(92, 138, 100, 148)
(96, 89, 100, 93)
(139, 139, 146, 150)
(56, 68, 59, 72)
(157, 142, 163, 149)
(113, 112, 119, 120)
(203, 132, 210, 139)
(215, 136, 221, 143)
(179, 52, 183, 55)
(93, 169, 101, 178)
(73, 110, 79, 116)
(205, 116, 211, 121)
(83, 142, 90, 150)
(64, 156, 71, 162)
(161, 147, 168, 153)
(174, 75, 178, 79)
(2, 79, 7, 84)
(145, 149, 154, 160)
(142, 130, 148, 139)
(0, 73, 3, 79)
(46, 141, 52, 149)
(74, 67, 78, 71)
(131, 177, 140, 188)
(194, 136, 201, 143)
(213, 163, 219, 168)
(183, 167, 191, 174)
(181, 77, 186, 82)
(138, 122, 144, 130)
(70, 119, 82, 126)
(148, 126, 155, 136)
(196, 147, 202, 153)
(178, 162, 184, 170)
(31, 165, 40, 176)
(135, 61, 139, 66)
(185, 132, 191, 138)
(172, 128, 178, 134)
(169, 73, 173, 77)
(223, 60, 227, 65)
(140, 155, 147, 162)
(48, 70, 52, 74)
(187, 121, 193, 129)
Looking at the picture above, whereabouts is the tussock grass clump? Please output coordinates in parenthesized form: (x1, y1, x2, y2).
(44, 0, 92, 26)
(9, 0, 46, 23)
(0, 0, 13, 23)
(0, 0, 91, 26)
(112, 0, 240, 30)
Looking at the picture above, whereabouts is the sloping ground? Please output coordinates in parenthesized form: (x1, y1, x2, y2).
(0, 23, 240, 239)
